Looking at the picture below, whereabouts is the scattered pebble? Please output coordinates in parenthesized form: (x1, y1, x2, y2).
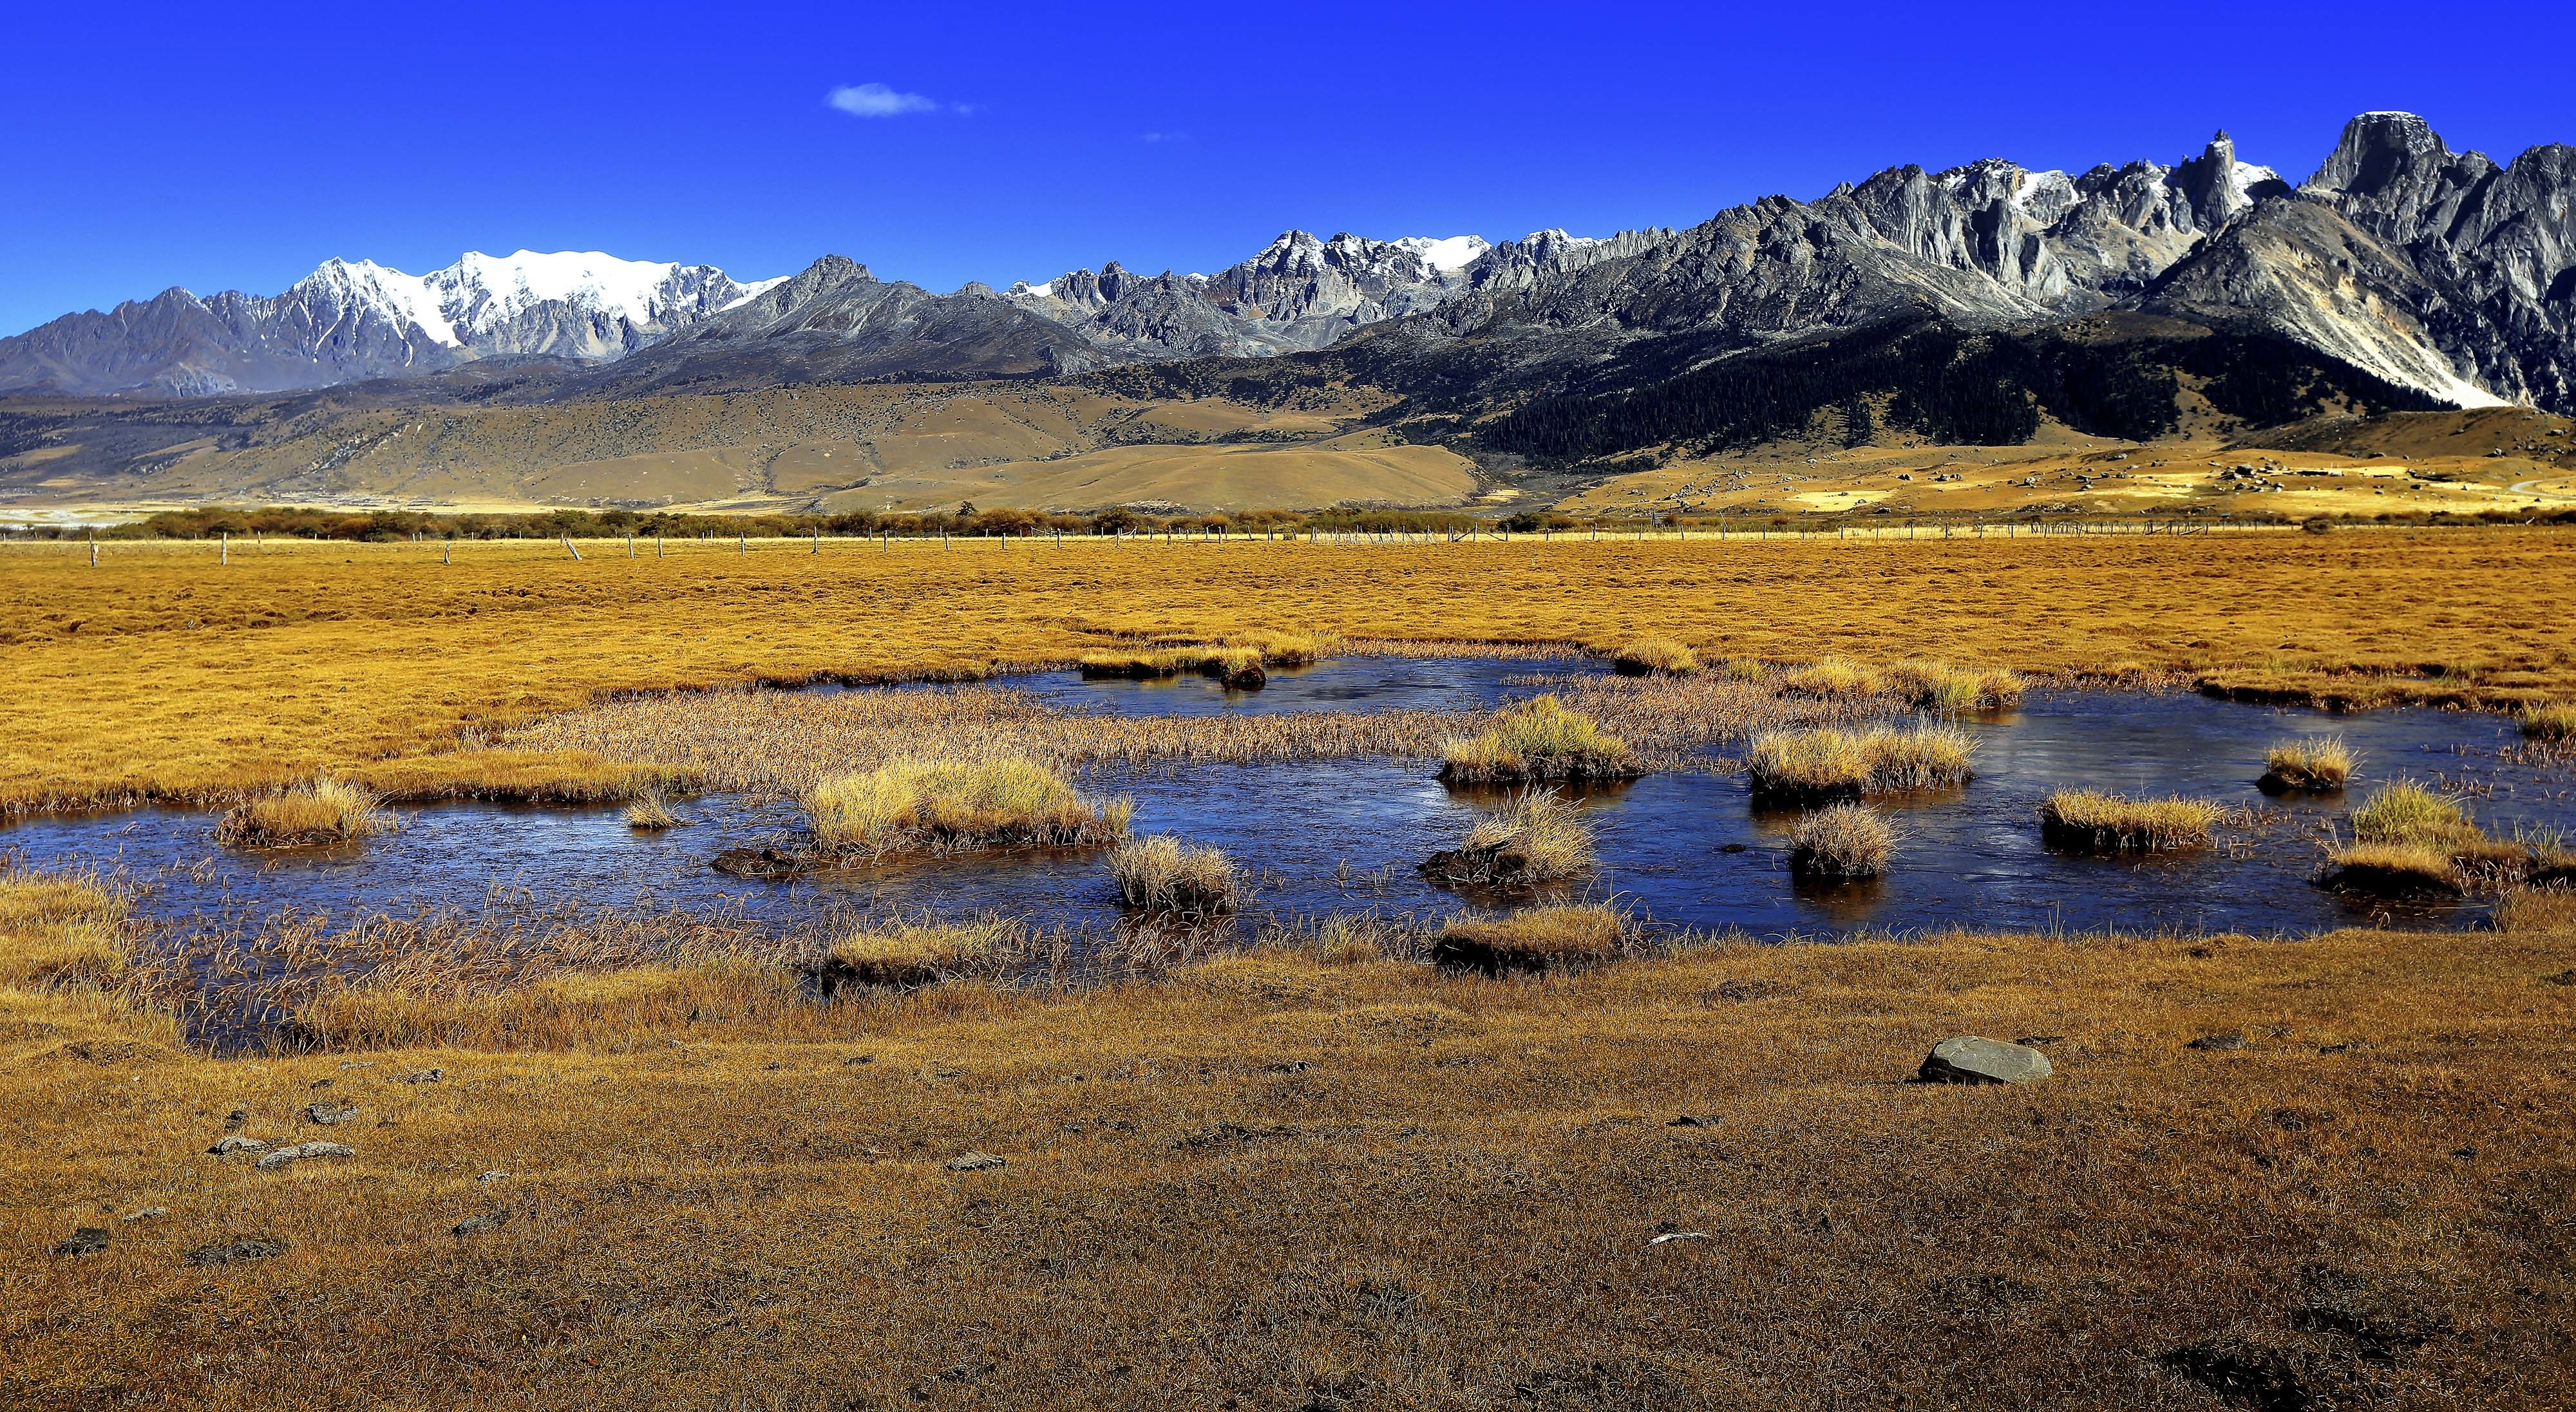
(339, 1060, 375, 1069)
(452, 1211, 511, 1237)
(2015, 1035, 2065, 1046)
(477, 1170, 509, 1183)
(1264, 1060, 1312, 1074)
(1919, 1036, 2054, 1085)
(2187, 1032, 2248, 1052)
(256, 1142, 355, 1171)
(945, 1151, 1007, 1172)
(305, 1102, 359, 1125)
(1647, 1231, 1709, 1246)
(185, 1237, 287, 1266)
(122, 1207, 170, 1223)
(207, 1135, 267, 1156)
(397, 1068, 443, 1084)
(842, 1054, 875, 1066)
(54, 1227, 110, 1256)
(1665, 1115, 1716, 1128)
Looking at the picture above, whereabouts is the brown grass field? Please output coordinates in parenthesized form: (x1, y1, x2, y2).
(5, 526, 2573, 811)
(6, 883, 2573, 1410)
(5, 522, 2576, 1408)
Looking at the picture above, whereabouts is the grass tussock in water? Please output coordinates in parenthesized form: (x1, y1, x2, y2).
(1789, 803, 1899, 880)
(2261, 737, 2354, 794)
(1221, 628, 1341, 668)
(1438, 695, 1635, 784)
(1744, 726, 1976, 800)
(2038, 791, 2224, 852)
(1422, 791, 1597, 887)
(623, 792, 679, 830)
(1432, 903, 1628, 974)
(804, 755, 1131, 860)
(0, 865, 130, 989)
(1609, 637, 1698, 676)
(2350, 781, 2481, 848)
(214, 778, 390, 849)
(1081, 643, 1271, 689)
(1108, 836, 1242, 916)
(2319, 842, 2467, 899)
(1887, 659, 2025, 712)
(2518, 702, 2575, 741)
(820, 918, 1019, 989)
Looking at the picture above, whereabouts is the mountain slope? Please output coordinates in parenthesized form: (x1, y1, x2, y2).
(0, 252, 779, 397)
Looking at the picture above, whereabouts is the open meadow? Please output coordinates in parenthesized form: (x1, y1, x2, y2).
(5, 525, 2575, 1410)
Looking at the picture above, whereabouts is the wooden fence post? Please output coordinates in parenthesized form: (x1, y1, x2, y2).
(562, 536, 582, 560)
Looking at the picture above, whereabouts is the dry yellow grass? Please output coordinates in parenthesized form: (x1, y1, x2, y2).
(2039, 791, 2226, 852)
(1788, 802, 1899, 879)
(7, 529, 2573, 809)
(2520, 701, 2576, 740)
(1438, 695, 1634, 784)
(1608, 637, 1698, 675)
(5, 865, 2575, 1406)
(1431, 903, 1629, 973)
(1423, 791, 1598, 887)
(2318, 842, 2467, 899)
(1107, 836, 1242, 916)
(2262, 736, 2355, 793)
(0, 867, 130, 988)
(803, 755, 1131, 859)
(820, 918, 1018, 990)
(2349, 781, 2480, 848)
(1744, 725, 1976, 799)
(212, 777, 388, 849)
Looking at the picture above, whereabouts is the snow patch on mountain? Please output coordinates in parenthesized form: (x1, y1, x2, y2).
(1390, 235, 1492, 272)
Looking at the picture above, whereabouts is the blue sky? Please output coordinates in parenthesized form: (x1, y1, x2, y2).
(5, 0, 2573, 336)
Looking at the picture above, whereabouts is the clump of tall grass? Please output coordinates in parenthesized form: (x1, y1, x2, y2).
(2349, 782, 2480, 848)
(1438, 696, 1636, 784)
(1421, 791, 1596, 887)
(803, 756, 1130, 860)
(1744, 726, 1975, 800)
(2517, 702, 2575, 742)
(2318, 842, 2465, 899)
(1222, 628, 1341, 668)
(1788, 804, 1899, 880)
(2260, 737, 2354, 794)
(2038, 791, 2224, 852)
(1108, 836, 1242, 916)
(215, 778, 390, 849)
(818, 918, 1017, 988)
(1432, 903, 1627, 974)
(1610, 638, 1698, 676)
(0, 865, 131, 988)
(1781, 657, 1885, 699)
(2494, 884, 2576, 934)
(1081, 643, 1269, 689)
(625, 792, 679, 830)
(1887, 660, 2025, 712)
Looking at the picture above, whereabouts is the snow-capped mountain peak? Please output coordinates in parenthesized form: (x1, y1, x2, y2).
(294, 258, 460, 346)
(1388, 234, 1492, 272)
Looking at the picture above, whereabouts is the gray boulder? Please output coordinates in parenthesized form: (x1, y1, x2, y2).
(1920, 1036, 2054, 1085)
(256, 1141, 355, 1171)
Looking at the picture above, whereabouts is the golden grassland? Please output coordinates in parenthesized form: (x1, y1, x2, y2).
(6, 865, 2575, 1408)
(6, 528, 2575, 809)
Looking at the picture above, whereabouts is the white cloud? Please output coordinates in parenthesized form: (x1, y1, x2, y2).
(828, 83, 938, 118)
(1140, 131, 1191, 144)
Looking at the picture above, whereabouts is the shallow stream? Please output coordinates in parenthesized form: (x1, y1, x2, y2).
(9, 661, 2570, 946)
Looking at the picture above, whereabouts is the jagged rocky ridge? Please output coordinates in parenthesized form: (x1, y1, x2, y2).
(3, 113, 2569, 416)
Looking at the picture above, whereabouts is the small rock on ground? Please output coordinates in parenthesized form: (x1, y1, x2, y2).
(945, 1151, 1007, 1171)
(2188, 1031, 2248, 1051)
(305, 1102, 359, 1125)
(256, 1142, 355, 1171)
(122, 1207, 170, 1223)
(453, 1211, 511, 1237)
(477, 1170, 509, 1183)
(397, 1068, 443, 1084)
(55, 1227, 110, 1256)
(1920, 1036, 2054, 1085)
(208, 1135, 267, 1156)
(185, 1237, 287, 1266)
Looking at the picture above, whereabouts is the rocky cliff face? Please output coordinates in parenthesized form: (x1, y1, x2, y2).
(7, 113, 2571, 415)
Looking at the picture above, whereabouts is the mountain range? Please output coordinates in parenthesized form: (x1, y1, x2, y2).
(3, 112, 2570, 476)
